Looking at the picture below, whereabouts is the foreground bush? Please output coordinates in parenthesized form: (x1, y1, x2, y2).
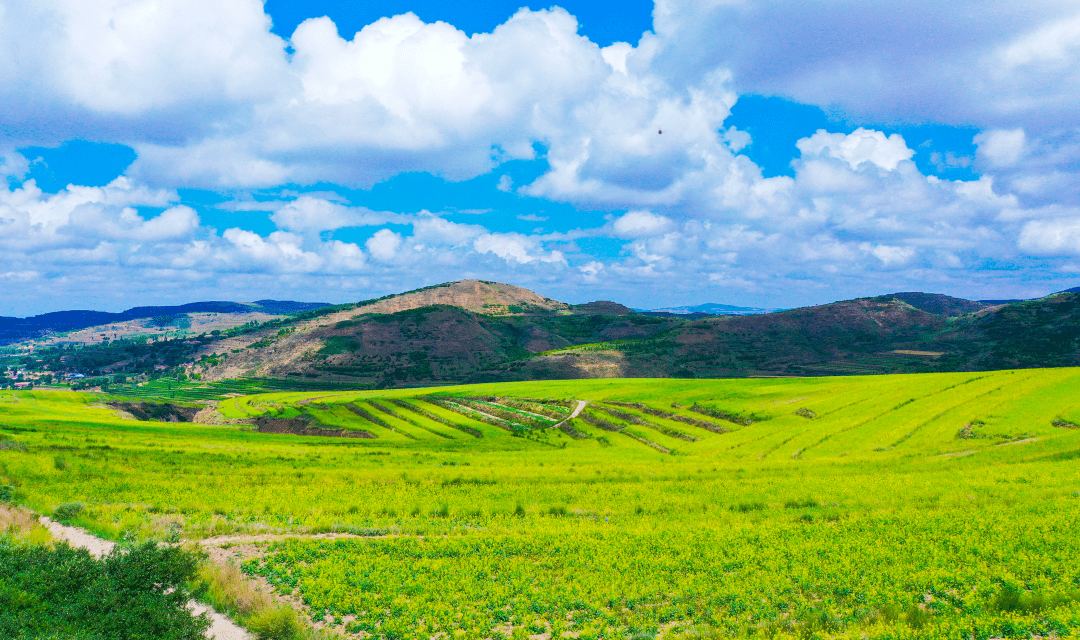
(0, 540, 209, 640)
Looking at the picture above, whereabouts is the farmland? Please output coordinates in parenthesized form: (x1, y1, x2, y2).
(2, 368, 1080, 638)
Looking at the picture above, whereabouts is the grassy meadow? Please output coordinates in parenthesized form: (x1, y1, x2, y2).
(2, 369, 1080, 638)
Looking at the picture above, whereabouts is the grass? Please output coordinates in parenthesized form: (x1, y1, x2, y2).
(1, 368, 1080, 638)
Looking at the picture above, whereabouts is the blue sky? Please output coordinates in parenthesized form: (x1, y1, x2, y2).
(1, 0, 1079, 315)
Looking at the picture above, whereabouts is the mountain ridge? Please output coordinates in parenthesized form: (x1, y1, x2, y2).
(0, 300, 332, 345)
(7, 281, 1080, 389)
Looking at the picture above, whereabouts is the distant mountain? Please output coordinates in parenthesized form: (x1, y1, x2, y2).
(573, 301, 635, 315)
(977, 285, 1078, 305)
(0, 300, 331, 345)
(640, 303, 781, 315)
(505, 291, 1080, 380)
(880, 292, 986, 317)
(11, 280, 1080, 387)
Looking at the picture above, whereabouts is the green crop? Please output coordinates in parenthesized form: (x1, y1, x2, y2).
(0, 368, 1079, 638)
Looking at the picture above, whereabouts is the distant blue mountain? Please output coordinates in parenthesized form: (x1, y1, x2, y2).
(0, 300, 332, 345)
(637, 303, 782, 316)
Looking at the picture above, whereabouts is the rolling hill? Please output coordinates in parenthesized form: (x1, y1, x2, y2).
(7, 279, 1080, 390)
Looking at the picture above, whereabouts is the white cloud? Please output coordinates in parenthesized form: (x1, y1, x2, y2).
(861, 243, 917, 268)
(366, 228, 403, 261)
(1018, 217, 1080, 255)
(473, 232, 566, 265)
(797, 129, 914, 172)
(1000, 13, 1080, 68)
(650, 0, 1080, 129)
(721, 127, 751, 153)
(223, 229, 325, 272)
(124, 6, 665, 190)
(611, 210, 673, 237)
(2, 2, 1080, 311)
(579, 260, 605, 283)
(0, 152, 29, 179)
(975, 129, 1027, 168)
(411, 216, 486, 246)
(270, 196, 399, 233)
(0, 177, 178, 251)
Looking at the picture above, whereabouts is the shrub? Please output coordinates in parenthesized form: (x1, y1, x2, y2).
(730, 502, 766, 513)
(0, 540, 208, 639)
(247, 605, 306, 640)
(904, 605, 931, 629)
(53, 502, 85, 523)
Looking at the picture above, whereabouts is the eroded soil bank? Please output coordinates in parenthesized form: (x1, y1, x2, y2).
(110, 401, 199, 422)
(254, 416, 375, 438)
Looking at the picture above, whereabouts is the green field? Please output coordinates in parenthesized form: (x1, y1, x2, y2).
(2, 369, 1080, 639)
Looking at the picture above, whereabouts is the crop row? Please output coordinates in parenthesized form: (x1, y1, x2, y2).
(243, 508, 1080, 640)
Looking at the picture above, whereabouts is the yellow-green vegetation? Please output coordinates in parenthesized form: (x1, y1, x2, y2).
(2, 369, 1080, 638)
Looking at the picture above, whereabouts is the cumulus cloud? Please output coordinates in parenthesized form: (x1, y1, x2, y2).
(1018, 216, 1080, 255)
(0, 0, 745, 204)
(474, 232, 567, 265)
(0, 177, 179, 252)
(611, 210, 673, 237)
(797, 129, 915, 172)
(270, 196, 400, 233)
(130, 6, 706, 192)
(366, 229, 403, 262)
(579, 260, 605, 283)
(2, 1, 1080, 311)
(861, 243, 917, 268)
(223, 229, 324, 272)
(651, 0, 1080, 128)
(975, 129, 1028, 168)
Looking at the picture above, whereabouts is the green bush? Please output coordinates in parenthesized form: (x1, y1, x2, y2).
(0, 540, 208, 639)
(53, 502, 84, 523)
(0, 485, 13, 503)
(247, 605, 305, 640)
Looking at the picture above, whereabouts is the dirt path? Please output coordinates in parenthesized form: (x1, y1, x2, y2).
(200, 531, 373, 546)
(553, 400, 588, 428)
(39, 516, 252, 640)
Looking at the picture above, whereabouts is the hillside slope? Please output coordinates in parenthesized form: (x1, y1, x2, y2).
(200, 282, 680, 386)
(13, 284, 1080, 389)
(504, 292, 1080, 379)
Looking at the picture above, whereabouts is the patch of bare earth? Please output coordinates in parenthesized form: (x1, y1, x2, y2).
(194, 405, 252, 426)
(254, 416, 375, 438)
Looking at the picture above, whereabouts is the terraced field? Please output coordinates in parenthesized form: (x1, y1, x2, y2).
(2, 369, 1080, 639)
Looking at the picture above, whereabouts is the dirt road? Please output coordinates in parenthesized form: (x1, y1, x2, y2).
(40, 516, 252, 640)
